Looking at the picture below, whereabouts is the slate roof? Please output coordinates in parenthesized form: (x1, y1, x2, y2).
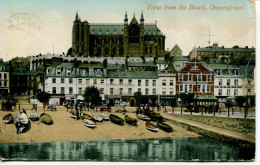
(195, 47, 255, 52)
(107, 71, 158, 79)
(128, 62, 155, 67)
(107, 64, 126, 70)
(211, 64, 242, 76)
(239, 65, 255, 78)
(156, 59, 167, 64)
(89, 24, 163, 35)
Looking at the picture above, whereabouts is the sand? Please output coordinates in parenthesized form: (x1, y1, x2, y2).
(0, 98, 199, 143)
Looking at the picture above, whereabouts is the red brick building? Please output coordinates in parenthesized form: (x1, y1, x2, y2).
(175, 59, 217, 106)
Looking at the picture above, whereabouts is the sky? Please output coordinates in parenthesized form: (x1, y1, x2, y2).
(0, 0, 256, 61)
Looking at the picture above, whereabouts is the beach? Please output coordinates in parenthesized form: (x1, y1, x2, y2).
(0, 98, 199, 143)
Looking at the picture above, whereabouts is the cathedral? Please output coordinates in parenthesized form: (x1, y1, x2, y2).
(72, 12, 166, 57)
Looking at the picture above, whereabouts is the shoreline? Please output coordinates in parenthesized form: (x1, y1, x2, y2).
(0, 107, 200, 144)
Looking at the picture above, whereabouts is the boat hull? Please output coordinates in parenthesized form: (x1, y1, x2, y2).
(136, 114, 151, 121)
(146, 123, 159, 132)
(83, 119, 96, 128)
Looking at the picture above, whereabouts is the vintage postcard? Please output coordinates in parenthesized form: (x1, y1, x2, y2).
(0, 0, 256, 162)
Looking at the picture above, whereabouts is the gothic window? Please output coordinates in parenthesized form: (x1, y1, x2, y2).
(105, 47, 109, 55)
(145, 47, 148, 54)
(120, 47, 123, 55)
(150, 47, 153, 54)
(97, 47, 101, 56)
(112, 47, 116, 57)
(128, 24, 140, 43)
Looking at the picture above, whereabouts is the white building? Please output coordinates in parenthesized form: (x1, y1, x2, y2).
(211, 64, 243, 102)
(44, 62, 176, 107)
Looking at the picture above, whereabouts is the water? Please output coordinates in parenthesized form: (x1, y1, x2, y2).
(0, 137, 255, 161)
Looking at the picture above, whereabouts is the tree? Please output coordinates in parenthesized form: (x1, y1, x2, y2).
(225, 99, 233, 115)
(83, 86, 102, 111)
(133, 91, 142, 109)
(235, 96, 246, 111)
(36, 92, 51, 111)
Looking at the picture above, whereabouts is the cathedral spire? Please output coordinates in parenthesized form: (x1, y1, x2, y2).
(124, 11, 128, 25)
(75, 10, 79, 21)
(140, 11, 144, 25)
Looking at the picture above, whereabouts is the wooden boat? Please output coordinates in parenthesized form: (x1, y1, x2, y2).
(3, 113, 14, 124)
(109, 114, 124, 125)
(14, 111, 29, 133)
(136, 113, 151, 121)
(156, 122, 173, 133)
(81, 113, 94, 120)
(40, 113, 53, 125)
(146, 122, 159, 132)
(125, 115, 138, 126)
(99, 113, 109, 120)
(83, 119, 96, 128)
(91, 114, 103, 122)
(69, 110, 76, 119)
(29, 113, 39, 121)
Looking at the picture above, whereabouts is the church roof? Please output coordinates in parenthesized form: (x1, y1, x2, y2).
(88, 23, 163, 35)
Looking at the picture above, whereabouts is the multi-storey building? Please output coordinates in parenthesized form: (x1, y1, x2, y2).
(175, 59, 217, 106)
(189, 43, 255, 61)
(211, 64, 243, 103)
(170, 44, 182, 58)
(44, 62, 176, 107)
(72, 12, 166, 57)
(0, 59, 10, 96)
(239, 64, 255, 107)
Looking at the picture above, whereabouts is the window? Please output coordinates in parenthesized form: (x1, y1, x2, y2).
(153, 80, 156, 86)
(4, 81, 7, 86)
(119, 88, 123, 95)
(219, 79, 222, 85)
(198, 85, 201, 92)
(234, 89, 238, 96)
(78, 87, 82, 94)
(162, 88, 166, 95)
(69, 78, 73, 84)
(128, 79, 132, 85)
(100, 88, 104, 94)
(52, 78, 56, 83)
(93, 79, 97, 84)
(198, 75, 202, 81)
(162, 80, 166, 86)
(138, 88, 141, 92)
(110, 88, 114, 95)
(202, 85, 205, 93)
(192, 65, 198, 70)
(110, 79, 114, 84)
(180, 84, 183, 92)
(145, 80, 149, 86)
(207, 75, 211, 81)
(145, 88, 149, 95)
(184, 85, 188, 93)
(101, 79, 104, 84)
(61, 78, 64, 84)
(150, 47, 153, 54)
(189, 85, 192, 92)
(60, 87, 64, 94)
(218, 89, 222, 95)
(170, 88, 173, 95)
(227, 79, 230, 86)
(152, 88, 156, 94)
(227, 89, 230, 96)
(179, 74, 183, 81)
(119, 79, 123, 85)
(189, 74, 192, 81)
(247, 80, 251, 85)
(78, 79, 82, 84)
(207, 85, 210, 92)
(52, 87, 56, 94)
(138, 80, 141, 86)
(234, 79, 238, 85)
(86, 79, 90, 84)
(95, 69, 101, 76)
(247, 89, 251, 95)
(69, 87, 73, 94)
(170, 80, 173, 86)
(128, 88, 132, 95)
